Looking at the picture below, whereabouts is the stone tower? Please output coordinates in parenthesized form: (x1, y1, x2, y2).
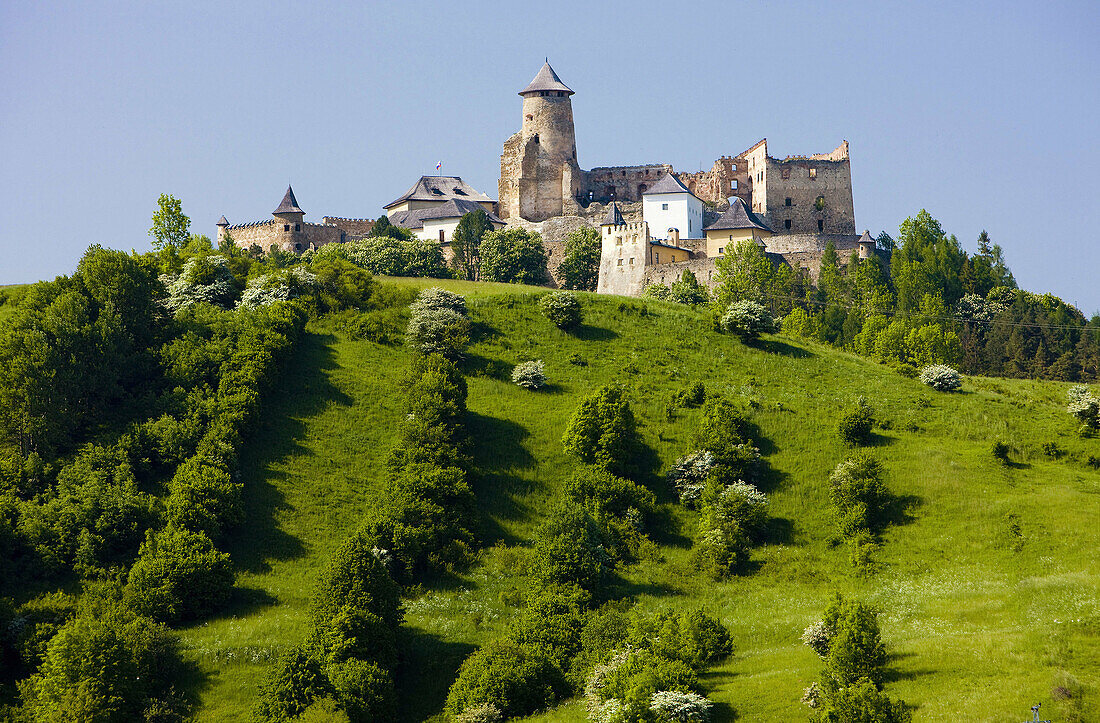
(498, 62, 584, 222)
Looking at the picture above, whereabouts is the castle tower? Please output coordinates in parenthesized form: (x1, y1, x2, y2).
(499, 61, 585, 222)
(215, 215, 229, 245)
(272, 185, 308, 252)
(596, 203, 652, 296)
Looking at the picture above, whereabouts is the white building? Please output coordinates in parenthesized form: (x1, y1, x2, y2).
(385, 176, 504, 245)
(642, 172, 704, 240)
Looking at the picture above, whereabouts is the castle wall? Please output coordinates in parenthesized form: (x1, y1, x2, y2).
(584, 165, 670, 204)
(674, 155, 751, 210)
(223, 220, 345, 254)
(597, 221, 651, 296)
(763, 142, 855, 235)
(322, 217, 375, 237)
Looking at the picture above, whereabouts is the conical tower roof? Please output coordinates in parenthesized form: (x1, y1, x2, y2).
(273, 185, 304, 215)
(600, 202, 625, 226)
(216, 215, 229, 226)
(519, 61, 574, 96)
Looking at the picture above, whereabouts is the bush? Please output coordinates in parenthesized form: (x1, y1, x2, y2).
(919, 364, 961, 392)
(702, 480, 769, 539)
(829, 454, 888, 538)
(692, 522, 751, 580)
(837, 396, 875, 446)
(649, 690, 713, 722)
(587, 647, 700, 723)
(329, 659, 397, 722)
(540, 291, 583, 330)
(445, 639, 568, 720)
(720, 300, 778, 340)
(311, 532, 401, 629)
(405, 307, 471, 359)
(668, 270, 710, 306)
(673, 382, 708, 408)
(238, 268, 318, 309)
(455, 702, 504, 723)
(630, 609, 732, 670)
(564, 466, 655, 562)
(642, 283, 671, 301)
(530, 503, 609, 595)
(512, 360, 547, 390)
(801, 620, 833, 659)
(666, 450, 715, 507)
(163, 255, 239, 311)
(124, 526, 234, 623)
(1067, 385, 1099, 429)
(695, 396, 759, 485)
(991, 440, 1010, 465)
(506, 584, 588, 674)
(821, 595, 887, 688)
(810, 677, 910, 723)
(562, 386, 643, 479)
(410, 287, 466, 316)
(255, 645, 330, 721)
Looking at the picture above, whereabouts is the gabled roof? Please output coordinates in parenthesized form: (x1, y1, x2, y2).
(703, 197, 772, 233)
(519, 62, 574, 96)
(600, 202, 625, 226)
(383, 176, 495, 210)
(273, 185, 304, 215)
(216, 215, 229, 226)
(643, 172, 699, 199)
(389, 199, 503, 231)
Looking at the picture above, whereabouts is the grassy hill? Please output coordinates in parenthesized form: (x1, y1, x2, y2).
(180, 278, 1100, 722)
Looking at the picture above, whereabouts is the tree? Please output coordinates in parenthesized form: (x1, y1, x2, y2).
(669, 270, 710, 305)
(712, 239, 776, 307)
(557, 226, 601, 291)
(369, 214, 413, 241)
(540, 291, 582, 329)
(480, 228, 550, 285)
(124, 526, 235, 623)
(891, 210, 967, 313)
(720, 300, 778, 340)
(149, 193, 191, 250)
(561, 385, 642, 478)
(451, 210, 494, 281)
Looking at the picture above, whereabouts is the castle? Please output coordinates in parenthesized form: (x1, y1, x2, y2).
(217, 61, 871, 296)
(499, 62, 868, 295)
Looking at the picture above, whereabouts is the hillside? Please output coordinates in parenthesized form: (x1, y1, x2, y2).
(177, 278, 1100, 722)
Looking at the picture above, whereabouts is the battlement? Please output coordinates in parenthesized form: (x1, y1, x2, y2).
(774, 141, 849, 163)
(226, 219, 276, 230)
(607, 221, 647, 234)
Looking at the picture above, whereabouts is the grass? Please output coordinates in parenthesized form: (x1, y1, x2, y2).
(178, 280, 1100, 722)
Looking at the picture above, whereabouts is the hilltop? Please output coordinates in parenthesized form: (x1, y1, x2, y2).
(170, 278, 1100, 722)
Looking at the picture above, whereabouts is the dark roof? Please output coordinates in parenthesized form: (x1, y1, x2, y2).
(383, 176, 495, 209)
(389, 200, 503, 231)
(703, 197, 772, 233)
(600, 203, 625, 226)
(216, 215, 229, 226)
(858, 230, 875, 245)
(519, 62, 574, 96)
(273, 185, 304, 215)
(649, 239, 693, 252)
(643, 172, 698, 198)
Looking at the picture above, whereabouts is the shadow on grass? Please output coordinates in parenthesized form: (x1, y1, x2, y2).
(761, 516, 794, 545)
(395, 628, 478, 723)
(468, 320, 500, 345)
(462, 352, 510, 381)
(754, 337, 815, 358)
(865, 431, 897, 447)
(573, 323, 619, 341)
(466, 411, 536, 546)
(604, 573, 684, 601)
(223, 332, 350, 574)
(882, 651, 934, 684)
(882, 493, 923, 529)
(213, 585, 278, 620)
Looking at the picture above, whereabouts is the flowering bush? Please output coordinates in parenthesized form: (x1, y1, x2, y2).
(720, 300, 778, 340)
(649, 690, 713, 722)
(642, 283, 671, 301)
(1067, 385, 1099, 429)
(239, 268, 318, 309)
(540, 291, 583, 329)
(411, 287, 467, 316)
(163, 255, 239, 311)
(801, 621, 833, 658)
(405, 307, 470, 359)
(455, 702, 503, 723)
(511, 360, 547, 390)
(918, 364, 961, 392)
(666, 450, 715, 507)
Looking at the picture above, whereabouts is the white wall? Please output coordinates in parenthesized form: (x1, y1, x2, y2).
(419, 217, 506, 244)
(642, 193, 704, 240)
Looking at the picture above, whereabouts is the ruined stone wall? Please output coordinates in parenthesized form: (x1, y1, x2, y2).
(763, 142, 855, 235)
(584, 165, 670, 204)
(674, 155, 751, 210)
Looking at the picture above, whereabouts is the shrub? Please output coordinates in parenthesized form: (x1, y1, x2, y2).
(837, 396, 875, 446)
(163, 255, 239, 311)
(666, 450, 715, 507)
(512, 360, 547, 390)
(802, 620, 833, 658)
(829, 454, 888, 538)
(479, 228, 550, 285)
(642, 283, 671, 301)
(720, 300, 778, 340)
(445, 639, 568, 720)
(165, 457, 243, 539)
(692, 522, 750, 580)
(124, 526, 234, 623)
(530, 503, 609, 595)
(238, 268, 318, 309)
(695, 396, 759, 485)
(702, 481, 769, 539)
(1067, 385, 1099, 429)
(311, 531, 401, 629)
(254, 645, 330, 721)
(991, 440, 1010, 465)
(329, 659, 397, 722)
(506, 584, 588, 674)
(541, 291, 583, 329)
(588, 647, 700, 723)
(405, 307, 471, 359)
(564, 466, 655, 562)
(562, 386, 642, 479)
(821, 595, 887, 688)
(410, 286, 466, 316)
(630, 609, 732, 670)
(649, 690, 713, 722)
(673, 382, 708, 408)
(668, 270, 710, 306)
(919, 364, 961, 392)
(455, 702, 504, 723)
(810, 677, 910, 723)
(893, 362, 918, 378)
(311, 605, 397, 670)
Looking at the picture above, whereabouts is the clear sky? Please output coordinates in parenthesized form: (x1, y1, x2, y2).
(2, 1, 1098, 311)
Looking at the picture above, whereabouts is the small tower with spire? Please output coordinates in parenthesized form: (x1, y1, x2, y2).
(272, 185, 308, 252)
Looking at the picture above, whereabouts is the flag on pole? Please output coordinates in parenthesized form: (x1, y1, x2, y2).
(436, 161, 442, 172)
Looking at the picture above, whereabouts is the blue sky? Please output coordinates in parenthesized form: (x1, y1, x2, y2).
(2, 1, 1098, 311)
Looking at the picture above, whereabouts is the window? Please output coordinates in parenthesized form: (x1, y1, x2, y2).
(655, 252, 659, 262)
(294, 243, 301, 251)
(617, 259, 623, 266)
(785, 197, 792, 206)
(284, 224, 290, 231)
(629, 257, 634, 265)
(809, 168, 817, 179)
(440, 229, 446, 242)
(718, 247, 724, 254)
(785, 219, 792, 230)
(294, 224, 300, 232)
(818, 219, 824, 232)
(533, 134, 539, 144)
(661, 203, 668, 210)
(730, 180, 738, 190)
(526, 113, 533, 121)
(616, 236, 622, 245)
(688, 220, 692, 232)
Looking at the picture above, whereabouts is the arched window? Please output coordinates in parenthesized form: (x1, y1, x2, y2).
(638, 184, 647, 195)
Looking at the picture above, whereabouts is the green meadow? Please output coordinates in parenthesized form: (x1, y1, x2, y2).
(178, 279, 1100, 722)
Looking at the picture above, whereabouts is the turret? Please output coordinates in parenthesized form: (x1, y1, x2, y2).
(216, 215, 229, 245)
(272, 185, 305, 227)
(518, 61, 578, 166)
